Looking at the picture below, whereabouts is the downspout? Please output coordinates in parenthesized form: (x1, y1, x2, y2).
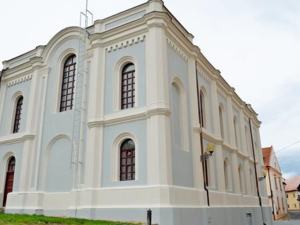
(249, 118, 265, 225)
(195, 63, 210, 206)
(267, 165, 276, 220)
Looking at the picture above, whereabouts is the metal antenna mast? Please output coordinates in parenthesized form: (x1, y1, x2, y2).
(71, 0, 93, 218)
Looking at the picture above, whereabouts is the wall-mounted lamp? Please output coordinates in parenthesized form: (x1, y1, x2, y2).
(258, 170, 267, 181)
(200, 143, 215, 161)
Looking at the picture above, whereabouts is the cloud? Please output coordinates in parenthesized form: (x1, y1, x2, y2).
(283, 172, 298, 180)
(276, 146, 300, 178)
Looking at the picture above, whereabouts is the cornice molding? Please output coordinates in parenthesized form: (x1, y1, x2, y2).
(0, 133, 35, 145)
(237, 151, 250, 160)
(7, 74, 33, 87)
(197, 67, 211, 83)
(145, 107, 171, 117)
(39, 67, 51, 76)
(87, 107, 171, 128)
(166, 38, 188, 61)
(106, 35, 146, 52)
(217, 87, 227, 100)
(202, 130, 223, 145)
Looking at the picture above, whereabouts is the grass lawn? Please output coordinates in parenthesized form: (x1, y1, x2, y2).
(0, 213, 142, 225)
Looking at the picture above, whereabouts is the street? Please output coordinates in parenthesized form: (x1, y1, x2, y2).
(274, 212, 300, 225)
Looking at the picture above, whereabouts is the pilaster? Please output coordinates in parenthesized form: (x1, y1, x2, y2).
(19, 64, 41, 192)
(188, 57, 204, 190)
(232, 152, 240, 193)
(210, 78, 221, 138)
(146, 19, 172, 187)
(227, 96, 235, 147)
(0, 80, 7, 129)
(215, 144, 225, 193)
(84, 47, 105, 189)
(244, 159, 252, 195)
(239, 109, 248, 156)
(226, 96, 240, 193)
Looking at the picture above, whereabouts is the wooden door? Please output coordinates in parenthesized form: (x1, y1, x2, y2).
(3, 157, 15, 207)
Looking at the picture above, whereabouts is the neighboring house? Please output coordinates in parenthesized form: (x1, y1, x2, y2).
(0, 1, 272, 225)
(263, 146, 288, 220)
(285, 175, 300, 211)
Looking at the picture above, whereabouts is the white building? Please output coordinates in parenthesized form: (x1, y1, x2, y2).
(0, 1, 272, 224)
(263, 146, 288, 220)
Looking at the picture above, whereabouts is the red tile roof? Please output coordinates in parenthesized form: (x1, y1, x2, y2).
(262, 146, 273, 167)
(285, 175, 300, 192)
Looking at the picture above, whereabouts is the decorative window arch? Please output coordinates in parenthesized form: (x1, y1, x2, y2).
(13, 96, 23, 133)
(60, 55, 76, 112)
(121, 63, 135, 110)
(112, 133, 138, 182)
(219, 104, 225, 139)
(120, 139, 135, 181)
(233, 116, 238, 148)
(171, 78, 189, 152)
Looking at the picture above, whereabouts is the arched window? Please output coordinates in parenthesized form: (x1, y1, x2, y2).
(238, 165, 243, 193)
(3, 156, 16, 207)
(13, 96, 23, 133)
(60, 55, 76, 112)
(121, 63, 135, 109)
(219, 105, 224, 139)
(224, 160, 229, 191)
(171, 80, 189, 152)
(199, 90, 205, 128)
(233, 117, 238, 148)
(120, 139, 135, 181)
(8, 157, 15, 172)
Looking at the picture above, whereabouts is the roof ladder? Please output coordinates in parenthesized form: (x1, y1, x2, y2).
(71, 0, 93, 218)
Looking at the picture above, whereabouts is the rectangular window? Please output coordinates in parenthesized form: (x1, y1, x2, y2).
(246, 213, 252, 225)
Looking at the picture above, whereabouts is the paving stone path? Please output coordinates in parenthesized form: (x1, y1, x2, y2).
(273, 212, 300, 225)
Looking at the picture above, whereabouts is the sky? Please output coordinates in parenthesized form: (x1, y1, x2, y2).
(0, 0, 299, 178)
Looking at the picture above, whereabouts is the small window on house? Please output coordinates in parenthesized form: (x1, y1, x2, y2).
(60, 55, 76, 112)
(219, 105, 224, 139)
(13, 96, 24, 133)
(120, 139, 135, 181)
(121, 63, 135, 109)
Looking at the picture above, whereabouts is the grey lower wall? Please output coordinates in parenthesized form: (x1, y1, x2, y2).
(5, 206, 273, 225)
